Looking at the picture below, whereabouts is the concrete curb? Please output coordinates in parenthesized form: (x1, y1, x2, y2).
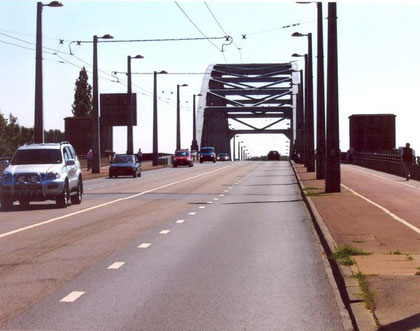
(290, 161, 378, 331)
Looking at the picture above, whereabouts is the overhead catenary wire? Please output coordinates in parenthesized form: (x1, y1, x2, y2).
(174, 1, 223, 53)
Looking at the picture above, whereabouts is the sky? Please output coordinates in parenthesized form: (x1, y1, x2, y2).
(1, 0, 420, 156)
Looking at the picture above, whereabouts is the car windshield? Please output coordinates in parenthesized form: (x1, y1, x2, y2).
(219, 153, 227, 157)
(11, 149, 62, 165)
(113, 155, 134, 164)
(175, 151, 189, 157)
(201, 148, 214, 153)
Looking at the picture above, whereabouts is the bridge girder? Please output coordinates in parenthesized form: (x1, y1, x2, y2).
(197, 63, 296, 155)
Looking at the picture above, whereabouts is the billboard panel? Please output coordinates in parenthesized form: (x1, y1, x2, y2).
(100, 93, 137, 126)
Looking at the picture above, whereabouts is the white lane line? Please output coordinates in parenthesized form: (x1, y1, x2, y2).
(138, 243, 151, 248)
(0, 164, 237, 240)
(224, 190, 229, 192)
(343, 165, 419, 189)
(229, 187, 232, 189)
(176, 220, 185, 224)
(213, 198, 219, 201)
(189, 212, 196, 215)
(107, 262, 125, 270)
(60, 291, 85, 303)
(159, 230, 170, 234)
(342, 184, 420, 234)
(219, 194, 224, 197)
(199, 206, 205, 209)
(207, 201, 213, 204)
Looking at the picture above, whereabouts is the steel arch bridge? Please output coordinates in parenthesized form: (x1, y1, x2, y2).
(195, 63, 296, 156)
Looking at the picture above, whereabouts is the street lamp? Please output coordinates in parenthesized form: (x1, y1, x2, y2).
(153, 70, 168, 166)
(297, 1, 326, 179)
(127, 54, 144, 155)
(34, 1, 63, 143)
(292, 31, 315, 172)
(191, 93, 202, 153)
(176, 83, 188, 150)
(92, 33, 113, 173)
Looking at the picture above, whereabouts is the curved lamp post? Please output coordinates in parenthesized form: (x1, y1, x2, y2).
(91, 33, 113, 173)
(176, 83, 188, 150)
(34, 1, 63, 143)
(127, 54, 144, 155)
(292, 31, 315, 172)
(153, 70, 168, 166)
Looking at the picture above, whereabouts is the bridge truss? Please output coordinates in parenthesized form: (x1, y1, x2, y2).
(196, 63, 295, 156)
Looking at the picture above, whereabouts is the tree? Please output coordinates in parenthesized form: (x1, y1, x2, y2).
(71, 67, 93, 117)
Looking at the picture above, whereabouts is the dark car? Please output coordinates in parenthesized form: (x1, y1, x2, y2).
(217, 153, 230, 161)
(173, 149, 193, 167)
(267, 150, 281, 161)
(199, 147, 216, 163)
(109, 154, 141, 178)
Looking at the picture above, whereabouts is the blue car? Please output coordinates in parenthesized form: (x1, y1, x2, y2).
(109, 154, 141, 178)
(199, 147, 216, 163)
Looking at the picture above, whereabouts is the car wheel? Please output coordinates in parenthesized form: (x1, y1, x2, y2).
(189, 163, 193, 167)
(138, 170, 142, 178)
(19, 199, 30, 208)
(213, 160, 216, 163)
(173, 164, 178, 168)
(133, 171, 137, 178)
(200, 160, 203, 163)
(1, 197, 13, 211)
(56, 182, 69, 208)
(71, 179, 83, 205)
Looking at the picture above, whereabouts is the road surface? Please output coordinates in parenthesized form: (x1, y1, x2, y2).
(0, 161, 345, 330)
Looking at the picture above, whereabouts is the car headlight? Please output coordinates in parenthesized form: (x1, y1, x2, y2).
(46, 172, 60, 180)
(2, 172, 12, 182)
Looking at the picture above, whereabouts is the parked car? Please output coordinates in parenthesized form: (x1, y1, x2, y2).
(173, 149, 193, 167)
(109, 154, 141, 178)
(199, 147, 216, 163)
(268, 150, 281, 160)
(217, 153, 230, 161)
(0, 141, 83, 210)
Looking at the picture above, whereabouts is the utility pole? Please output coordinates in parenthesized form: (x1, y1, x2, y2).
(316, 2, 326, 179)
(325, 2, 341, 193)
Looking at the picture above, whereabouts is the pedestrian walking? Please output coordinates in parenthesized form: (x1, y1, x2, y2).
(401, 143, 413, 180)
(86, 149, 93, 171)
(137, 148, 143, 162)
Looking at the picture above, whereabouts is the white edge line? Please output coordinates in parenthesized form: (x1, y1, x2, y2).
(342, 184, 420, 234)
(0, 164, 237, 239)
(107, 262, 125, 270)
(138, 243, 151, 248)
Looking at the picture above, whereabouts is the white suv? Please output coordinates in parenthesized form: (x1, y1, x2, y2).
(0, 141, 83, 210)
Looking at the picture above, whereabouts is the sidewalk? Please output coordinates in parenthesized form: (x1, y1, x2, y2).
(292, 163, 420, 331)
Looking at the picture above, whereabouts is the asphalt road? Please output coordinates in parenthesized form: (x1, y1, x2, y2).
(0, 161, 345, 330)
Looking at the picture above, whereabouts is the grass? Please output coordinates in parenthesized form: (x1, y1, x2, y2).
(354, 271, 376, 311)
(330, 244, 372, 266)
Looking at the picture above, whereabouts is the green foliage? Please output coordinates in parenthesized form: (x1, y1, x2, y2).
(71, 67, 93, 117)
(330, 244, 371, 266)
(354, 271, 376, 310)
(0, 111, 65, 157)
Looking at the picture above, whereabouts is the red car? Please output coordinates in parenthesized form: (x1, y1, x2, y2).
(172, 149, 193, 168)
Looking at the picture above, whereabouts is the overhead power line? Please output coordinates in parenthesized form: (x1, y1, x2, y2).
(174, 1, 222, 52)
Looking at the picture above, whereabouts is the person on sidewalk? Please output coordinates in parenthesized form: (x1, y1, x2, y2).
(401, 142, 413, 180)
(136, 148, 143, 163)
(86, 149, 93, 171)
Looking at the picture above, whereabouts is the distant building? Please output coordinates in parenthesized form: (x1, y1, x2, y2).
(349, 114, 396, 152)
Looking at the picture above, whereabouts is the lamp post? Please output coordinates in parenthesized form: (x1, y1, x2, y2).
(176, 83, 188, 150)
(292, 32, 315, 172)
(191, 93, 201, 152)
(153, 70, 168, 166)
(92, 33, 113, 173)
(127, 54, 143, 155)
(325, 2, 341, 193)
(34, 1, 63, 143)
(297, 1, 326, 178)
